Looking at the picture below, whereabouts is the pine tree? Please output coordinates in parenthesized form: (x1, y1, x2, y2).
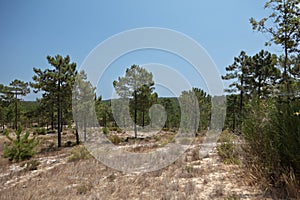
(113, 65, 155, 138)
(136, 84, 157, 127)
(4, 125, 39, 161)
(250, 0, 300, 92)
(222, 51, 252, 112)
(192, 88, 211, 132)
(31, 55, 77, 147)
(249, 50, 280, 98)
(2, 80, 30, 130)
(73, 70, 96, 143)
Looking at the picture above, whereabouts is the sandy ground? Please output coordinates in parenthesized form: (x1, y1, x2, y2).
(0, 132, 266, 200)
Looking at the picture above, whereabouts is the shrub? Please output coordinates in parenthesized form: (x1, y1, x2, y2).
(4, 126, 39, 162)
(34, 127, 46, 135)
(102, 127, 109, 135)
(67, 145, 92, 162)
(242, 98, 300, 198)
(109, 135, 122, 144)
(217, 130, 240, 165)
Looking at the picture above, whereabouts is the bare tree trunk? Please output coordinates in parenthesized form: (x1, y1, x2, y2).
(75, 120, 79, 145)
(57, 67, 62, 148)
(14, 93, 18, 130)
(134, 91, 137, 138)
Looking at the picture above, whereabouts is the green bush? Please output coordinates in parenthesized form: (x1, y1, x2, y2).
(4, 126, 39, 162)
(102, 127, 109, 135)
(217, 130, 240, 165)
(68, 145, 92, 162)
(242, 98, 300, 198)
(243, 99, 300, 173)
(34, 127, 46, 135)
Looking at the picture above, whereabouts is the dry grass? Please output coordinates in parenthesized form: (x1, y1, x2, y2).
(0, 130, 266, 200)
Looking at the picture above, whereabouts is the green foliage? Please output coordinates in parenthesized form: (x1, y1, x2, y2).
(217, 130, 240, 165)
(113, 64, 155, 138)
(67, 145, 92, 162)
(73, 70, 96, 143)
(31, 54, 77, 147)
(250, 0, 300, 92)
(158, 97, 180, 129)
(269, 99, 300, 174)
(249, 50, 279, 97)
(4, 126, 39, 162)
(250, 0, 299, 52)
(95, 97, 113, 128)
(34, 127, 46, 135)
(193, 88, 212, 131)
(222, 50, 280, 132)
(102, 127, 109, 135)
(243, 99, 279, 170)
(0, 80, 30, 129)
(243, 98, 300, 197)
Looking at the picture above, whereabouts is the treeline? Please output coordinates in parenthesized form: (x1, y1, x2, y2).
(0, 58, 212, 146)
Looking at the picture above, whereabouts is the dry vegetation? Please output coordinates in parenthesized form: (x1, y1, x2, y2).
(0, 129, 266, 200)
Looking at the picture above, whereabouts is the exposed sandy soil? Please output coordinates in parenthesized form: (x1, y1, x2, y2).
(0, 131, 267, 200)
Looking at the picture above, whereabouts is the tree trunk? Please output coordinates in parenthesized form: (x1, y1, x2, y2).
(142, 110, 145, 128)
(51, 103, 54, 131)
(283, 2, 290, 94)
(233, 96, 236, 132)
(284, 41, 290, 93)
(75, 120, 79, 145)
(239, 74, 244, 112)
(134, 91, 137, 138)
(57, 67, 62, 148)
(14, 93, 18, 130)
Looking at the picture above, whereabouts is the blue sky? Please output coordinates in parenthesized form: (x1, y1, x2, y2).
(0, 0, 277, 100)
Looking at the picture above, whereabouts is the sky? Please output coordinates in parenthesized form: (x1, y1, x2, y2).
(0, 0, 278, 100)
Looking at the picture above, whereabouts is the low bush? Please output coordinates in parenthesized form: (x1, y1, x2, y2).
(67, 145, 92, 162)
(4, 126, 39, 162)
(34, 127, 46, 135)
(242, 98, 300, 198)
(102, 127, 109, 135)
(217, 130, 240, 165)
(109, 135, 122, 144)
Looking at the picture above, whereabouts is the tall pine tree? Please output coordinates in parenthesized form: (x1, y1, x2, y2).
(31, 55, 77, 147)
